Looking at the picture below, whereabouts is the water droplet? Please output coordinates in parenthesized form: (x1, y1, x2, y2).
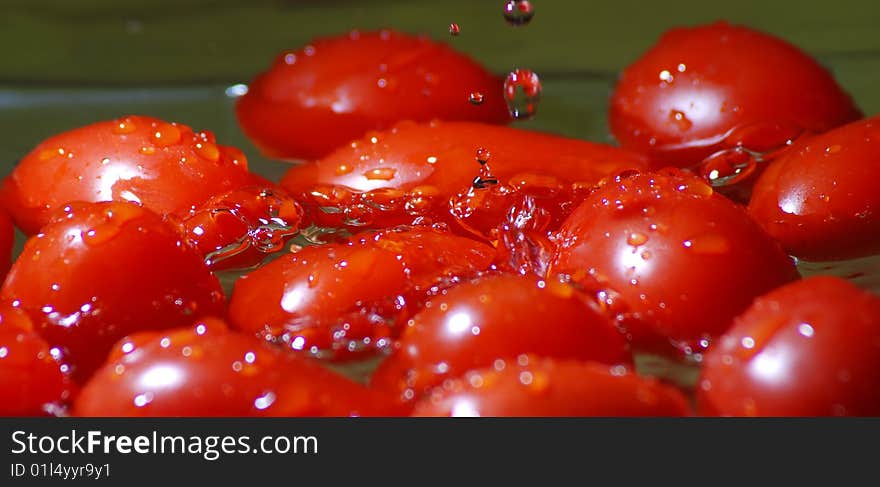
(697, 147, 759, 187)
(195, 142, 220, 162)
(669, 109, 692, 131)
(627, 232, 648, 247)
(468, 91, 484, 105)
(503, 0, 535, 26)
(151, 123, 181, 147)
(504, 68, 541, 120)
(659, 70, 674, 83)
(448, 23, 461, 36)
(363, 167, 396, 181)
(112, 117, 137, 134)
(682, 233, 731, 255)
(825, 145, 842, 154)
(475, 147, 491, 164)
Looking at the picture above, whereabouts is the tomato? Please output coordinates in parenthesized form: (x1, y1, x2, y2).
(228, 226, 495, 360)
(371, 274, 630, 401)
(748, 116, 880, 261)
(0, 201, 225, 382)
(0, 211, 13, 278)
(698, 277, 880, 416)
(281, 120, 648, 233)
(550, 169, 799, 354)
(73, 318, 399, 416)
(609, 21, 861, 168)
(175, 185, 303, 271)
(0, 305, 74, 416)
(0, 115, 255, 235)
(236, 29, 510, 161)
(411, 357, 690, 417)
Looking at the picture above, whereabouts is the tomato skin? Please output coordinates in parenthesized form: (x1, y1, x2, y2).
(0, 305, 75, 416)
(551, 169, 799, 352)
(73, 318, 400, 417)
(698, 277, 880, 416)
(282, 120, 648, 231)
(0, 201, 225, 382)
(748, 116, 880, 261)
(228, 227, 494, 360)
(0, 115, 254, 235)
(0, 211, 13, 278)
(371, 274, 630, 401)
(609, 21, 861, 167)
(412, 358, 690, 417)
(236, 30, 510, 161)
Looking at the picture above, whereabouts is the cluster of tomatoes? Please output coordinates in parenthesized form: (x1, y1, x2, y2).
(1, 22, 878, 417)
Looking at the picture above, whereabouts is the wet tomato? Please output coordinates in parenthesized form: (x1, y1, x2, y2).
(609, 22, 860, 168)
(0, 201, 225, 382)
(175, 185, 303, 271)
(0, 115, 255, 235)
(74, 318, 399, 416)
(0, 305, 75, 416)
(228, 226, 494, 360)
(698, 277, 880, 416)
(0, 211, 13, 278)
(748, 116, 880, 261)
(412, 357, 690, 417)
(236, 29, 510, 161)
(281, 120, 648, 232)
(551, 169, 799, 353)
(371, 274, 630, 401)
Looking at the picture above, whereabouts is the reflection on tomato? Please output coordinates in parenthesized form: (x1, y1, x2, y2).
(412, 357, 690, 417)
(551, 169, 799, 353)
(1, 202, 225, 382)
(74, 318, 399, 417)
(371, 274, 630, 401)
(0, 115, 254, 235)
(609, 22, 860, 167)
(228, 227, 494, 360)
(236, 30, 510, 161)
(698, 277, 880, 416)
(749, 116, 880, 261)
(0, 212, 13, 278)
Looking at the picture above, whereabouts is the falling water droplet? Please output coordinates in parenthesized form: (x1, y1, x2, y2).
(448, 23, 461, 36)
(697, 147, 760, 187)
(503, 0, 535, 26)
(503, 68, 542, 120)
(468, 91, 485, 105)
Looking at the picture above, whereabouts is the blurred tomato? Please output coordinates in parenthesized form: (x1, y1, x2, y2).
(749, 115, 880, 261)
(610, 22, 860, 168)
(236, 29, 510, 161)
(698, 277, 880, 416)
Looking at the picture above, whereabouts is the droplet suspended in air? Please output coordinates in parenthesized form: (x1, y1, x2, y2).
(449, 23, 461, 36)
(503, 68, 542, 120)
(503, 0, 535, 26)
(468, 91, 485, 105)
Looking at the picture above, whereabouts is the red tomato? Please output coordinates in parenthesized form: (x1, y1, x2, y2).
(0, 211, 13, 278)
(74, 318, 399, 417)
(0, 201, 225, 382)
(609, 22, 861, 168)
(412, 357, 690, 417)
(371, 274, 630, 401)
(281, 120, 648, 232)
(698, 276, 880, 416)
(228, 227, 495, 360)
(748, 116, 880, 261)
(236, 29, 510, 161)
(551, 169, 799, 354)
(0, 305, 75, 416)
(0, 115, 255, 235)
(175, 185, 303, 271)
